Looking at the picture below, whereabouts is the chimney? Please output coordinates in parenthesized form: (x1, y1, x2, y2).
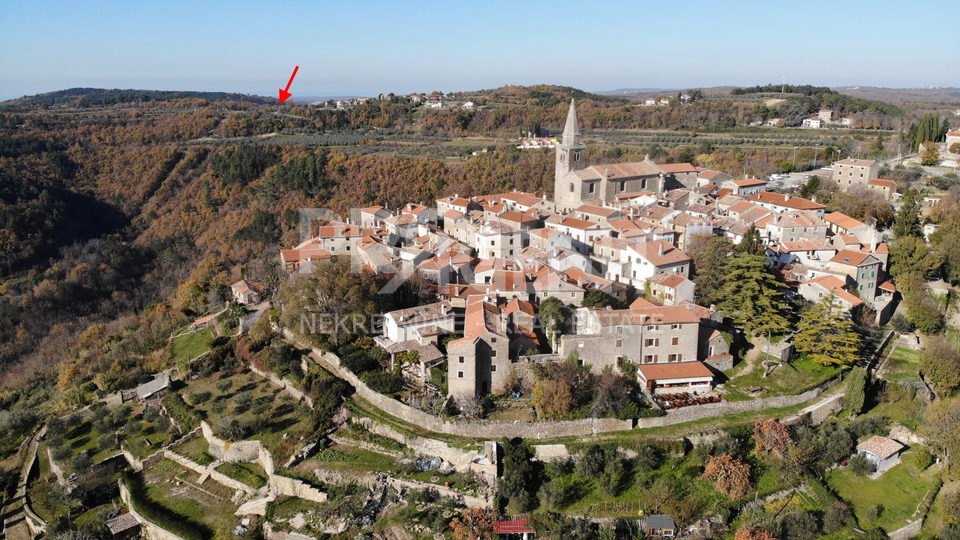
(784, 195, 790, 201)
(657, 242, 664, 256)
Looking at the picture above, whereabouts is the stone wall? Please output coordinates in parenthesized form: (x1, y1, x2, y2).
(248, 364, 314, 408)
(200, 421, 263, 462)
(284, 329, 842, 440)
(636, 377, 841, 429)
(268, 475, 327, 503)
(118, 480, 188, 540)
(888, 519, 923, 540)
(163, 450, 257, 495)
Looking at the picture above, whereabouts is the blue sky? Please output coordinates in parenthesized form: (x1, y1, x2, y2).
(2, 0, 959, 100)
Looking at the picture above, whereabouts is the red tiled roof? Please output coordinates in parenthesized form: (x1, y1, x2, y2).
(638, 361, 714, 381)
(494, 516, 534, 534)
(857, 435, 905, 460)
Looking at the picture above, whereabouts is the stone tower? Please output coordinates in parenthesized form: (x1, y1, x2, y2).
(554, 98, 587, 211)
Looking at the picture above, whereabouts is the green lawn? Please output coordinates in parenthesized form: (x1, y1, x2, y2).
(302, 443, 398, 473)
(827, 450, 939, 531)
(170, 328, 214, 362)
(142, 458, 238, 538)
(722, 354, 840, 401)
(172, 436, 213, 464)
(884, 347, 921, 382)
(215, 462, 267, 489)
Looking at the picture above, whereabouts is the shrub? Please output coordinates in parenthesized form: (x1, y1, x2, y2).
(848, 453, 873, 476)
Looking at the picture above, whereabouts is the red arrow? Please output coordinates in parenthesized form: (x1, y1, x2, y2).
(278, 66, 299, 104)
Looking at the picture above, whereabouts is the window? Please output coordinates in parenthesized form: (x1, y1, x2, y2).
(671, 324, 680, 330)
(616, 339, 623, 348)
(668, 354, 679, 362)
(345, 246, 350, 251)
(457, 371, 464, 379)
(571, 292, 576, 298)
(616, 326, 623, 334)
(458, 356, 464, 364)
(490, 349, 497, 357)
(491, 365, 497, 372)
(645, 338, 659, 347)
(672, 337, 679, 346)
(569, 182, 574, 193)
(644, 354, 658, 363)
(490, 337, 497, 343)
(589, 183, 595, 194)
(648, 325, 659, 331)
(871, 270, 875, 277)
(574, 151, 581, 162)
(616, 356, 623, 365)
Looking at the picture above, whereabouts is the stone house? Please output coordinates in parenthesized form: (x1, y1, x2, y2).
(231, 279, 267, 305)
(856, 435, 905, 472)
(382, 302, 456, 344)
(558, 304, 702, 374)
(828, 250, 882, 298)
(831, 159, 879, 190)
(646, 273, 695, 306)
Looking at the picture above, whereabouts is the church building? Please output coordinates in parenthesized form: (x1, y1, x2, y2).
(553, 99, 671, 213)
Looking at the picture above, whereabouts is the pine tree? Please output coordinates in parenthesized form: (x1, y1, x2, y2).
(794, 294, 861, 367)
(892, 192, 923, 239)
(716, 253, 792, 336)
(845, 366, 868, 415)
(738, 225, 765, 256)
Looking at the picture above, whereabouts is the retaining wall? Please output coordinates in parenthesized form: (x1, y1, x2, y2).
(269, 475, 327, 503)
(248, 364, 314, 409)
(163, 450, 257, 495)
(118, 480, 188, 540)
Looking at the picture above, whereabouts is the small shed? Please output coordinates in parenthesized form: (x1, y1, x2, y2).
(105, 512, 141, 540)
(643, 514, 677, 538)
(136, 373, 171, 403)
(856, 435, 906, 472)
(494, 515, 534, 539)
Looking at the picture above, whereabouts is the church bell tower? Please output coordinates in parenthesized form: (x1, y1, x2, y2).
(554, 98, 587, 211)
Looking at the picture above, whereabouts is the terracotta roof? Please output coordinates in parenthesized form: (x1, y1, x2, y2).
(503, 297, 535, 317)
(698, 170, 724, 179)
(715, 188, 733, 199)
(440, 197, 470, 207)
(747, 192, 825, 211)
(779, 240, 835, 252)
(830, 250, 875, 266)
(630, 297, 658, 309)
(494, 516, 534, 534)
(443, 209, 464, 220)
(499, 210, 538, 224)
(879, 281, 897, 292)
(638, 361, 714, 381)
(825, 212, 865, 230)
(868, 179, 896, 187)
(649, 273, 688, 288)
(608, 218, 642, 232)
(803, 275, 863, 307)
(728, 200, 757, 214)
(576, 204, 621, 217)
(657, 162, 698, 174)
(730, 178, 767, 187)
(857, 435, 905, 460)
(559, 216, 603, 230)
(630, 241, 691, 267)
(835, 158, 877, 167)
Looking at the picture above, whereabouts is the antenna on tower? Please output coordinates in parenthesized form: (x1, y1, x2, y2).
(781, 77, 785, 94)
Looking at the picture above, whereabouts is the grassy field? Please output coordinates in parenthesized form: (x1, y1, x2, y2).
(721, 354, 840, 401)
(827, 450, 939, 531)
(883, 346, 921, 381)
(170, 328, 214, 362)
(176, 369, 317, 458)
(142, 458, 238, 538)
(300, 443, 398, 474)
(215, 461, 267, 488)
(172, 435, 214, 464)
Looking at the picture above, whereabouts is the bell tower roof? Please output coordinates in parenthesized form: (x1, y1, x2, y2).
(562, 98, 581, 146)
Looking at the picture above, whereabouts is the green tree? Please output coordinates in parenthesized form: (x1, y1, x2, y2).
(919, 337, 960, 397)
(499, 438, 539, 512)
(716, 253, 792, 336)
(278, 257, 380, 347)
(892, 192, 923, 239)
(798, 175, 821, 199)
(922, 395, 960, 474)
(845, 366, 868, 415)
(866, 134, 885, 158)
(582, 288, 613, 308)
(538, 296, 569, 352)
(737, 225, 765, 256)
(688, 235, 733, 306)
(793, 294, 861, 367)
(889, 236, 943, 279)
(921, 141, 941, 166)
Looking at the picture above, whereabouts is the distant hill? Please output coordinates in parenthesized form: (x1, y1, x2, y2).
(833, 86, 960, 105)
(1, 87, 274, 108)
(597, 86, 737, 99)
